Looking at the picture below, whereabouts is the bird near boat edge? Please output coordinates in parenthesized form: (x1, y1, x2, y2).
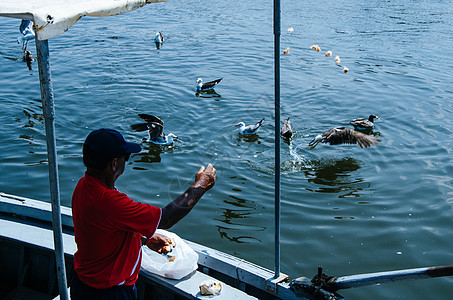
(308, 127, 381, 149)
(130, 114, 177, 146)
(17, 20, 35, 51)
(350, 114, 380, 131)
(196, 78, 222, 92)
(236, 118, 265, 135)
(24, 50, 33, 71)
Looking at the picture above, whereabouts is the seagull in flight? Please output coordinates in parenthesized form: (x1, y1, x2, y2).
(196, 78, 222, 92)
(236, 118, 265, 135)
(17, 20, 35, 51)
(131, 114, 177, 145)
(308, 127, 380, 149)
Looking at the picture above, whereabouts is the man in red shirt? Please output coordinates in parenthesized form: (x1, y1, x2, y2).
(70, 128, 216, 299)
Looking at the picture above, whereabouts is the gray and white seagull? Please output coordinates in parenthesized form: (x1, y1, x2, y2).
(196, 78, 222, 92)
(235, 118, 265, 135)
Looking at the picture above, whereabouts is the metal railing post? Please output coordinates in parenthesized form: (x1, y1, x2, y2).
(273, 0, 281, 279)
(35, 38, 69, 300)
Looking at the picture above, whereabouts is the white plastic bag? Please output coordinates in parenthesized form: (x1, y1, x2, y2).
(141, 229, 199, 279)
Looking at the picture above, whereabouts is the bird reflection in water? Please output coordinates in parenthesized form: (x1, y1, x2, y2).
(131, 143, 176, 169)
(216, 225, 262, 244)
(22, 106, 44, 128)
(304, 157, 369, 197)
(214, 182, 264, 243)
(195, 89, 221, 99)
(17, 99, 44, 131)
(236, 134, 262, 144)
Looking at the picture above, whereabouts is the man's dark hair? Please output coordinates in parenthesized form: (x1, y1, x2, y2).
(83, 143, 112, 170)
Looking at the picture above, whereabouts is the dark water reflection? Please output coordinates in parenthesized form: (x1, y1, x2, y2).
(22, 107, 44, 128)
(304, 158, 369, 198)
(132, 143, 176, 167)
(195, 89, 221, 98)
(215, 194, 264, 244)
(236, 134, 262, 144)
(18, 98, 43, 129)
(216, 226, 262, 244)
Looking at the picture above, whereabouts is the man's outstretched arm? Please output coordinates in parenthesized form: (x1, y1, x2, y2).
(158, 163, 216, 229)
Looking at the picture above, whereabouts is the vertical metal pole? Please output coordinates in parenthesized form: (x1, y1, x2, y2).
(273, 0, 281, 279)
(35, 38, 69, 300)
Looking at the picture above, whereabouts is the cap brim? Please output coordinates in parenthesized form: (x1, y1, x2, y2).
(125, 142, 141, 154)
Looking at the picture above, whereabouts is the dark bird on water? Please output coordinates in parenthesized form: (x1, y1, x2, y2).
(131, 114, 177, 145)
(281, 116, 293, 138)
(24, 50, 33, 70)
(350, 114, 380, 131)
(308, 127, 380, 149)
(236, 118, 265, 135)
(196, 78, 222, 92)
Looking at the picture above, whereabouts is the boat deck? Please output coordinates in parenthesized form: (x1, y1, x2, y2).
(0, 193, 303, 299)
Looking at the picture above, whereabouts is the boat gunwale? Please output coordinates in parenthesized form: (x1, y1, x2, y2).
(0, 192, 304, 300)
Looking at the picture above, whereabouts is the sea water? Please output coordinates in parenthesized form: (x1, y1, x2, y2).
(0, 0, 452, 298)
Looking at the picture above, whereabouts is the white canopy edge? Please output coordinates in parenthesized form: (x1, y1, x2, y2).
(0, 0, 166, 41)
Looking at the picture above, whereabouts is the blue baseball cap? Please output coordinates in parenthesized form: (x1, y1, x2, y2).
(83, 129, 141, 168)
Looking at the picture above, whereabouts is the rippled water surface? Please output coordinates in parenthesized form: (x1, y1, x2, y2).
(1, 0, 452, 298)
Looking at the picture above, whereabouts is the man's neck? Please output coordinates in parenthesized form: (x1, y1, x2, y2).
(86, 168, 115, 189)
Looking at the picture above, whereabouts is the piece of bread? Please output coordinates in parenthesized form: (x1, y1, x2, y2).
(199, 281, 222, 295)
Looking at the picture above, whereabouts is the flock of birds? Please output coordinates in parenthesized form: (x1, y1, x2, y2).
(132, 29, 382, 149)
(15, 22, 382, 150)
(131, 71, 381, 149)
(231, 113, 381, 150)
(308, 114, 381, 150)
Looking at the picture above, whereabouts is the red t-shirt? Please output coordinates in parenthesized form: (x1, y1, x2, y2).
(72, 172, 161, 289)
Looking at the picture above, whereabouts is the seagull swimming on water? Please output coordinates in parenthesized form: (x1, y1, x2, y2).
(236, 118, 265, 135)
(196, 78, 222, 92)
(308, 127, 380, 149)
(350, 114, 380, 131)
(131, 114, 177, 146)
(17, 20, 35, 51)
(154, 32, 164, 49)
(281, 116, 293, 138)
